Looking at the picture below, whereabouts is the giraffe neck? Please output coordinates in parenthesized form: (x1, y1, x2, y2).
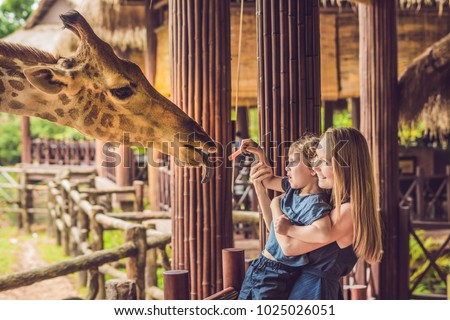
(0, 44, 70, 125)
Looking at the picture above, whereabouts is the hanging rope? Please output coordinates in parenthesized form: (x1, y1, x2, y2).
(231, 0, 245, 194)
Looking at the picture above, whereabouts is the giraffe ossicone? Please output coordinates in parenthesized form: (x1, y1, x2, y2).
(0, 10, 216, 183)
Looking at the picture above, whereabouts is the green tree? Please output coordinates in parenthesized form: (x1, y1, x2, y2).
(0, 0, 37, 38)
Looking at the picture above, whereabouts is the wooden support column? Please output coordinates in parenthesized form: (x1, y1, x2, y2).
(359, 1, 400, 299)
(95, 140, 107, 178)
(116, 145, 132, 186)
(144, 0, 162, 211)
(351, 98, 361, 130)
(170, 0, 233, 299)
(324, 101, 334, 130)
(256, 0, 321, 248)
(21, 116, 32, 164)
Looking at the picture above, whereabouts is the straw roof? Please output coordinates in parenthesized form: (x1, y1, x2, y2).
(398, 31, 450, 133)
(4, 0, 146, 56)
(75, 0, 146, 52)
(3, 0, 78, 56)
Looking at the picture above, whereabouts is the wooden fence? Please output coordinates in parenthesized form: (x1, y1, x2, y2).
(0, 171, 171, 300)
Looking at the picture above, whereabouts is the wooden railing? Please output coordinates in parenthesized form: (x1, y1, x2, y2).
(31, 139, 95, 166)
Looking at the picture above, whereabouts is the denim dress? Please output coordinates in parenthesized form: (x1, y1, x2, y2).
(238, 178, 332, 300)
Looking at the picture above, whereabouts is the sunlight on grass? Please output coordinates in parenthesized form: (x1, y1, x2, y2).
(0, 226, 19, 275)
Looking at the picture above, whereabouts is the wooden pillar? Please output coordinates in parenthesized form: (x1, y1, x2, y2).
(95, 140, 107, 178)
(145, 0, 162, 211)
(116, 145, 132, 186)
(324, 101, 334, 130)
(351, 98, 360, 130)
(359, 0, 399, 299)
(170, 0, 233, 299)
(256, 0, 321, 248)
(236, 107, 249, 139)
(21, 116, 32, 164)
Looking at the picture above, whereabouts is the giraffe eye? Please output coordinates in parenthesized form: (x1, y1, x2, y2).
(110, 86, 134, 100)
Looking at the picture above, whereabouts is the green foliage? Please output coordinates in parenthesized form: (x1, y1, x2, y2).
(0, 0, 37, 38)
(409, 230, 450, 295)
(333, 108, 352, 128)
(30, 117, 85, 140)
(0, 113, 86, 165)
(0, 114, 21, 165)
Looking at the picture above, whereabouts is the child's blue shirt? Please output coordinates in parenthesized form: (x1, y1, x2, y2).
(264, 177, 331, 267)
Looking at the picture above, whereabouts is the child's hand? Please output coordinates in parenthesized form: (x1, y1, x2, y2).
(274, 215, 291, 235)
(228, 139, 263, 161)
(270, 194, 283, 210)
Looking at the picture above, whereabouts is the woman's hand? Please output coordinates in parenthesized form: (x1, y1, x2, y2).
(274, 215, 291, 235)
(250, 161, 274, 188)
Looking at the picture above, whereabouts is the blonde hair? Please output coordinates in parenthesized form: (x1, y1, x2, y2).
(322, 127, 382, 263)
(288, 134, 320, 167)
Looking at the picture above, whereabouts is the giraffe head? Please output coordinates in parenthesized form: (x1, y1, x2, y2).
(22, 11, 216, 182)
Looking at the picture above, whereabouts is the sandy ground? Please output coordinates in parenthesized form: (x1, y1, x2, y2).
(0, 235, 80, 300)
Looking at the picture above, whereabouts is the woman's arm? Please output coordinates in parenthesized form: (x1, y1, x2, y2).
(271, 201, 353, 256)
(249, 162, 277, 230)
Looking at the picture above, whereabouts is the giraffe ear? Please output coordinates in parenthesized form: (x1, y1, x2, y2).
(23, 66, 69, 95)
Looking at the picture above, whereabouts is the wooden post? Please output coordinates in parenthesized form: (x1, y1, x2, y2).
(133, 180, 144, 212)
(170, 0, 233, 299)
(144, 0, 162, 212)
(116, 145, 132, 186)
(446, 166, 450, 222)
(146, 223, 158, 290)
(359, 0, 399, 299)
(95, 140, 107, 178)
(324, 101, 334, 130)
(90, 206, 105, 299)
(125, 225, 147, 299)
(351, 98, 360, 130)
(222, 248, 245, 291)
(349, 284, 367, 300)
(19, 170, 28, 232)
(399, 206, 411, 299)
(21, 117, 32, 164)
(416, 166, 425, 221)
(105, 280, 137, 300)
(163, 270, 190, 300)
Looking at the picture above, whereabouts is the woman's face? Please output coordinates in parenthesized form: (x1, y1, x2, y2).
(313, 137, 334, 189)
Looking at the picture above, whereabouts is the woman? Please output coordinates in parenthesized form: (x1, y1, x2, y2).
(250, 127, 382, 299)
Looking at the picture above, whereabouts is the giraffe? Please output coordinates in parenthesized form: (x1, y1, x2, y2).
(0, 10, 216, 182)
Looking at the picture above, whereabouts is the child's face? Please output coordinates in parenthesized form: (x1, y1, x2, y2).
(313, 137, 334, 189)
(285, 152, 317, 190)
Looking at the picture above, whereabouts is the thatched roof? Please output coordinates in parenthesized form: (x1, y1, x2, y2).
(398, 31, 450, 133)
(4, 0, 146, 56)
(76, 0, 146, 52)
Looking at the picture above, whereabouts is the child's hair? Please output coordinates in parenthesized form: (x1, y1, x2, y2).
(288, 134, 320, 168)
(322, 127, 382, 263)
